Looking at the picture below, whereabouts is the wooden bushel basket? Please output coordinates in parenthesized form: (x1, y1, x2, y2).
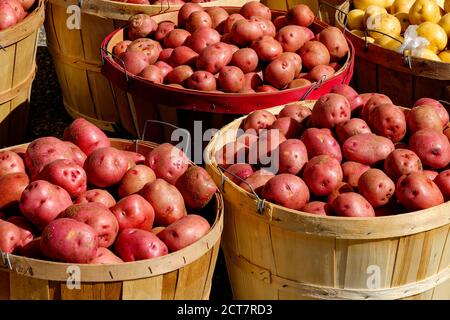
(44, 0, 254, 132)
(0, 138, 223, 300)
(204, 101, 450, 300)
(101, 7, 354, 143)
(335, 0, 450, 107)
(0, 0, 45, 148)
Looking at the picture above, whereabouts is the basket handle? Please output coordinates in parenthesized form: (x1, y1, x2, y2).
(318, 0, 350, 36)
(100, 47, 133, 89)
(217, 165, 266, 214)
(156, 0, 174, 14)
(299, 75, 327, 101)
(0, 248, 12, 270)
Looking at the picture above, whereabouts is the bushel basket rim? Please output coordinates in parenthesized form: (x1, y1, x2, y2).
(0, 138, 224, 282)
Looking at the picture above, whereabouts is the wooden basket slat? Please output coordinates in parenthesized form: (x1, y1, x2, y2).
(161, 270, 178, 300)
(9, 273, 51, 300)
(122, 276, 163, 300)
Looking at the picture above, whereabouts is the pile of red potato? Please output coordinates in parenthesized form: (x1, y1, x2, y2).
(216, 86, 450, 217)
(112, 1, 349, 93)
(0, 119, 217, 264)
(0, 0, 35, 30)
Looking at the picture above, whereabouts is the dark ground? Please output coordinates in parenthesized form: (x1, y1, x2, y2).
(26, 28, 233, 301)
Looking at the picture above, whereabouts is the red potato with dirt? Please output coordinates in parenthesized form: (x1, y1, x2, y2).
(286, 4, 315, 27)
(63, 118, 110, 156)
(118, 165, 156, 198)
(196, 42, 233, 74)
(331, 192, 375, 217)
(310, 93, 351, 129)
(317, 27, 349, 61)
(298, 41, 330, 70)
(413, 98, 449, 127)
(303, 155, 343, 196)
(342, 133, 395, 166)
(243, 110, 277, 134)
(114, 228, 168, 262)
(187, 27, 221, 53)
(188, 70, 217, 91)
(186, 10, 212, 33)
(90, 247, 124, 264)
(0, 173, 28, 212)
(341, 161, 370, 188)
(335, 118, 371, 144)
(331, 84, 364, 111)
(240, 169, 275, 196)
(395, 172, 444, 211)
(384, 149, 423, 181)
(269, 117, 302, 139)
(275, 25, 307, 52)
(262, 174, 310, 210)
(41, 218, 98, 263)
(264, 55, 297, 89)
(224, 163, 254, 184)
(0, 150, 25, 178)
(368, 104, 407, 142)
(230, 48, 259, 74)
(127, 38, 162, 66)
(251, 36, 283, 62)
(127, 14, 157, 40)
(240, 1, 271, 20)
(61, 203, 119, 248)
(360, 94, 393, 120)
(19, 180, 72, 230)
(276, 139, 308, 175)
(231, 19, 264, 46)
(358, 169, 395, 208)
(175, 166, 217, 209)
(157, 214, 210, 252)
(218, 66, 245, 93)
(301, 128, 342, 162)
(301, 201, 332, 216)
(84, 147, 129, 187)
(0, 219, 33, 253)
(406, 105, 443, 134)
(278, 103, 311, 124)
(74, 189, 116, 208)
(177, 2, 203, 27)
(111, 194, 155, 232)
(155, 21, 176, 42)
(145, 143, 189, 185)
(409, 129, 450, 169)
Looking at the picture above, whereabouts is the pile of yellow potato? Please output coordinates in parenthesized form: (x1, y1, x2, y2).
(347, 0, 450, 62)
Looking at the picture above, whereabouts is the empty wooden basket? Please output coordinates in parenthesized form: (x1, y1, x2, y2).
(205, 101, 450, 300)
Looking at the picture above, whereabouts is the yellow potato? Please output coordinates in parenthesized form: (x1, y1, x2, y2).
(351, 29, 376, 43)
(347, 9, 365, 30)
(378, 36, 404, 51)
(394, 12, 410, 32)
(439, 13, 450, 38)
(409, 0, 441, 24)
(412, 48, 441, 61)
(354, 0, 388, 10)
(416, 22, 448, 53)
(390, 0, 415, 14)
(438, 50, 450, 62)
(364, 5, 388, 27)
(367, 13, 401, 42)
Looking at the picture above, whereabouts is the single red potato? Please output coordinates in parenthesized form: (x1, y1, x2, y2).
(286, 4, 315, 27)
(361, 94, 392, 120)
(311, 93, 351, 129)
(341, 161, 370, 188)
(243, 110, 277, 134)
(331, 192, 375, 217)
(84, 147, 129, 188)
(111, 194, 155, 232)
(384, 149, 422, 181)
(164, 29, 191, 48)
(90, 247, 124, 264)
(331, 84, 364, 111)
(409, 129, 450, 169)
(317, 26, 349, 61)
(196, 42, 233, 74)
(358, 169, 395, 208)
(138, 65, 163, 84)
(301, 201, 332, 216)
(406, 105, 443, 134)
(434, 169, 450, 200)
(178, 2, 203, 27)
(275, 25, 307, 52)
(231, 48, 259, 74)
(240, 1, 271, 20)
(127, 14, 157, 40)
(262, 174, 310, 210)
(277, 139, 308, 175)
(224, 163, 254, 184)
(186, 10, 212, 33)
(74, 189, 116, 208)
(301, 127, 342, 162)
(303, 155, 343, 196)
(335, 118, 372, 144)
(298, 41, 330, 70)
(413, 98, 449, 127)
(0, 172, 28, 213)
(342, 133, 395, 166)
(206, 7, 229, 31)
(218, 66, 245, 93)
(63, 118, 110, 156)
(145, 143, 189, 185)
(0, 219, 33, 254)
(187, 27, 221, 53)
(270, 117, 302, 139)
(0, 150, 25, 178)
(118, 165, 156, 198)
(278, 103, 311, 124)
(368, 104, 407, 142)
(114, 228, 168, 262)
(251, 36, 283, 62)
(175, 166, 217, 209)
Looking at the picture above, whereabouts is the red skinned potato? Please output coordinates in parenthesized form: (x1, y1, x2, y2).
(231, 48, 258, 74)
(326, 182, 354, 205)
(74, 189, 116, 208)
(145, 143, 189, 185)
(406, 105, 443, 134)
(434, 169, 450, 200)
(303, 155, 343, 196)
(128, 14, 157, 40)
(218, 66, 244, 93)
(118, 165, 156, 198)
(273, 15, 288, 30)
(187, 27, 221, 53)
(158, 48, 173, 63)
(188, 70, 217, 91)
(302, 201, 332, 216)
(176, 167, 217, 209)
(413, 98, 449, 127)
(264, 55, 296, 89)
(164, 29, 191, 48)
(63, 118, 110, 156)
(257, 85, 278, 92)
(158, 214, 210, 252)
(169, 46, 198, 67)
(301, 128, 342, 162)
(196, 42, 233, 74)
(248, 129, 286, 166)
(214, 141, 248, 168)
(166, 65, 194, 86)
(111, 194, 154, 232)
(240, 169, 274, 196)
(251, 36, 283, 62)
(361, 94, 392, 120)
(114, 228, 168, 262)
(61, 203, 119, 248)
(423, 170, 439, 180)
(178, 2, 203, 27)
(317, 27, 349, 61)
(358, 169, 395, 208)
(341, 161, 370, 188)
(121, 51, 148, 75)
(154, 61, 173, 79)
(224, 163, 254, 184)
(262, 174, 309, 210)
(223, 13, 245, 33)
(275, 25, 307, 52)
(206, 7, 229, 31)
(331, 192, 375, 217)
(0, 150, 25, 178)
(141, 179, 186, 226)
(307, 65, 335, 82)
(243, 110, 277, 134)
(249, 16, 276, 37)
(84, 147, 129, 187)
(331, 84, 363, 111)
(127, 38, 162, 65)
(0, 173, 29, 212)
(19, 180, 72, 230)
(41, 218, 98, 263)
(298, 41, 330, 70)
(270, 117, 301, 139)
(38, 159, 87, 198)
(278, 103, 311, 124)
(277, 139, 308, 175)
(242, 72, 263, 91)
(231, 19, 264, 46)
(384, 149, 422, 181)
(6, 215, 35, 242)
(311, 93, 351, 129)
(0, 219, 31, 254)
(138, 65, 163, 84)
(155, 21, 175, 42)
(279, 52, 302, 77)
(240, 1, 271, 20)
(0, 4, 17, 30)
(90, 247, 124, 264)
(409, 129, 450, 169)
(336, 118, 371, 144)
(368, 104, 406, 142)
(186, 11, 212, 33)
(342, 133, 395, 166)
(396, 172, 444, 211)
(287, 4, 315, 27)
